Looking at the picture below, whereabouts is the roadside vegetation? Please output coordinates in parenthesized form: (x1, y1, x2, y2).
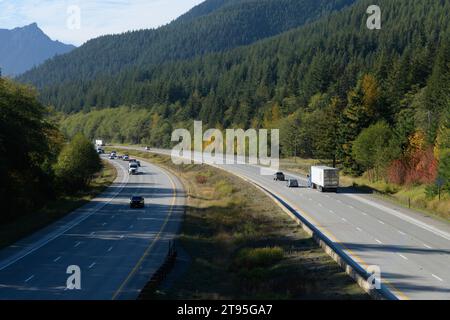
(0, 77, 109, 248)
(108, 148, 368, 300)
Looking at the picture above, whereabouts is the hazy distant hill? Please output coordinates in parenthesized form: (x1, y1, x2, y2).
(0, 23, 75, 76)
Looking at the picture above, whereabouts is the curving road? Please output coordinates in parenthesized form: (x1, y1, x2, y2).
(118, 146, 450, 300)
(0, 156, 185, 300)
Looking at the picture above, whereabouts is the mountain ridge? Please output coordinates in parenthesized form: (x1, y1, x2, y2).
(0, 23, 75, 76)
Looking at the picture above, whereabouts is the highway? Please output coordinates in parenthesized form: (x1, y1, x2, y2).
(119, 146, 450, 300)
(0, 156, 185, 300)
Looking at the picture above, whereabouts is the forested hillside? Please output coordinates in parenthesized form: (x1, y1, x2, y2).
(59, 0, 450, 200)
(19, 0, 355, 113)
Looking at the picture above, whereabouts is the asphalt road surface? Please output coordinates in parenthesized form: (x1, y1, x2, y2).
(0, 156, 185, 300)
(121, 146, 450, 300)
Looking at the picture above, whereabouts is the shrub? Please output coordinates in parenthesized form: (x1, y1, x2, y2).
(54, 133, 102, 192)
(233, 247, 284, 270)
(215, 180, 234, 198)
(195, 174, 208, 184)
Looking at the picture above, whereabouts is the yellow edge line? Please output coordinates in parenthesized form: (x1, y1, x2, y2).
(111, 164, 178, 300)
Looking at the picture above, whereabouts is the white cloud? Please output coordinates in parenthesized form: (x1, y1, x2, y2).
(0, 0, 204, 45)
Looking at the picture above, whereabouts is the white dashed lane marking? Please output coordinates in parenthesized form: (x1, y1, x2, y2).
(398, 254, 408, 261)
(432, 274, 444, 282)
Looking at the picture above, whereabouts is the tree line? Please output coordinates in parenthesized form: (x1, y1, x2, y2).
(0, 77, 102, 224)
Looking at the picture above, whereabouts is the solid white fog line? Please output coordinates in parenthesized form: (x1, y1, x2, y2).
(25, 275, 34, 282)
(432, 274, 443, 282)
(53, 256, 61, 262)
(346, 194, 450, 241)
(0, 160, 129, 272)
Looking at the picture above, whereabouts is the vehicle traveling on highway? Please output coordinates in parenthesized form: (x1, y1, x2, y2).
(123, 155, 129, 161)
(96, 147, 105, 154)
(310, 166, 339, 192)
(286, 179, 299, 188)
(130, 160, 141, 167)
(109, 154, 116, 160)
(274, 172, 285, 181)
(130, 196, 145, 209)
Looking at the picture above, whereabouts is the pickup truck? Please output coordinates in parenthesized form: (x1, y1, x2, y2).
(310, 166, 339, 192)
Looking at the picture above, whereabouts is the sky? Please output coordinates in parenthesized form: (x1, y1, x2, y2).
(0, 0, 204, 46)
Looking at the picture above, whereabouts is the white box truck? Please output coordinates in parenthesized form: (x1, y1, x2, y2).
(310, 166, 339, 192)
(95, 139, 104, 147)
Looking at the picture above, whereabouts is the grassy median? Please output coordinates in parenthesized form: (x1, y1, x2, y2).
(0, 160, 117, 249)
(109, 148, 367, 300)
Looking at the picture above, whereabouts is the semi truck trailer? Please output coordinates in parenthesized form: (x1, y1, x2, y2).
(310, 166, 339, 192)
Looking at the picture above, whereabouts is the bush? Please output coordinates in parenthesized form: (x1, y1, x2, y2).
(425, 184, 439, 199)
(195, 174, 208, 184)
(215, 180, 234, 198)
(54, 133, 102, 192)
(233, 247, 284, 270)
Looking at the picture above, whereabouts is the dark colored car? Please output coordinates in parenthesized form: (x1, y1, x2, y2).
(130, 196, 145, 209)
(274, 172, 285, 181)
(287, 179, 299, 188)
